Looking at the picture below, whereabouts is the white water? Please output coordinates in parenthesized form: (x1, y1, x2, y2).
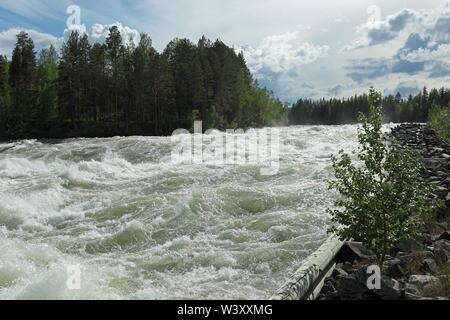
(0, 125, 364, 300)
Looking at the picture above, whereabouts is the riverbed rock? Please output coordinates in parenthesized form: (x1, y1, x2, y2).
(420, 258, 439, 275)
(434, 186, 449, 199)
(438, 231, 450, 241)
(335, 242, 374, 263)
(384, 258, 406, 279)
(335, 267, 402, 300)
(392, 239, 421, 254)
(408, 275, 439, 292)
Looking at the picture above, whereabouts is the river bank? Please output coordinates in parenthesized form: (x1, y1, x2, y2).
(318, 123, 450, 300)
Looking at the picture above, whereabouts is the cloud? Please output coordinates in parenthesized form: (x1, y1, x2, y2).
(0, 28, 58, 58)
(90, 23, 140, 47)
(239, 27, 328, 77)
(237, 26, 328, 101)
(345, 58, 392, 82)
(0, 22, 140, 59)
(343, 8, 417, 51)
(392, 81, 421, 97)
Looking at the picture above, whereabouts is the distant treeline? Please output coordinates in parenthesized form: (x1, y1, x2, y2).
(0, 28, 286, 139)
(289, 87, 450, 125)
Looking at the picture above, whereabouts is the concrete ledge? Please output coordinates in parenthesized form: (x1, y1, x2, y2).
(271, 235, 343, 300)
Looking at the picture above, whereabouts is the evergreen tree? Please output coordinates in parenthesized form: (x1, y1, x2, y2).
(0, 55, 10, 135)
(9, 31, 36, 134)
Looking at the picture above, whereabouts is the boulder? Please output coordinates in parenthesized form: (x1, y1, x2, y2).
(335, 273, 376, 300)
(384, 258, 406, 279)
(420, 258, 439, 275)
(404, 283, 420, 297)
(408, 275, 439, 292)
(335, 267, 402, 300)
(392, 239, 421, 254)
(433, 240, 450, 264)
(434, 186, 449, 199)
(335, 242, 374, 263)
(438, 231, 450, 242)
(332, 266, 348, 278)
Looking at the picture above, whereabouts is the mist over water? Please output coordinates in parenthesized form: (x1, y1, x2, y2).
(0, 125, 363, 299)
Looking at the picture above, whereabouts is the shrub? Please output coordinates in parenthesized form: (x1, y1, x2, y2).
(328, 88, 439, 266)
(429, 103, 450, 142)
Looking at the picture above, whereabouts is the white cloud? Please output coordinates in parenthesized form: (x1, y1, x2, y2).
(0, 28, 58, 58)
(239, 27, 328, 77)
(0, 22, 140, 59)
(90, 23, 140, 47)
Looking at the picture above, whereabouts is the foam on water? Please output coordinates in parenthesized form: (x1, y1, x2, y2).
(0, 125, 364, 299)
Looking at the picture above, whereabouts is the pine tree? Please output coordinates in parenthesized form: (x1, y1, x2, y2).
(0, 55, 10, 135)
(105, 26, 124, 125)
(9, 31, 37, 135)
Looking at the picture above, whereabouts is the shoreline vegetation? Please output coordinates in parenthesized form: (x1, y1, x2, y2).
(1, 29, 450, 141)
(319, 123, 450, 300)
(316, 89, 449, 300)
(0, 28, 286, 140)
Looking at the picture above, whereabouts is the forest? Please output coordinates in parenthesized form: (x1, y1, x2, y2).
(0, 27, 286, 139)
(288, 87, 450, 125)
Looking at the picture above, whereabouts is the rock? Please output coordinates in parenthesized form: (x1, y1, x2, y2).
(335, 267, 402, 300)
(438, 231, 450, 241)
(340, 262, 355, 273)
(335, 273, 376, 300)
(408, 275, 439, 291)
(404, 283, 420, 297)
(437, 206, 450, 219)
(373, 276, 402, 300)
(424, 159, 441, 170)
(332, 266, 348, 278)
(420, 258, 439, 275)
(434, 186, 449, 199)
(335, 242, 374, 263)
(442, 178, 450, 188)
(434, 239, 450, 253)
(321, 279, 337, 296)
(384, 258, 406, 279)
(433, 240, 450, 264)
(392, 239, 421, 254)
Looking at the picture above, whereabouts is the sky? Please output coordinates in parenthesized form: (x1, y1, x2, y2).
(0, 0, 449, 103)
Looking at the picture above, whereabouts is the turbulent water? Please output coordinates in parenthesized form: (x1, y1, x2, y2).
(0, 125, 365, 300)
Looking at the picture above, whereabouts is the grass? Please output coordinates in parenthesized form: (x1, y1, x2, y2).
(422, 263, 450, 297)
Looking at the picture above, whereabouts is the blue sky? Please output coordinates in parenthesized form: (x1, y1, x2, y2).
(1, 0, 449, 102)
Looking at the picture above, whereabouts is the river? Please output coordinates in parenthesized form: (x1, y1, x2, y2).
(0, 125, 363, 299)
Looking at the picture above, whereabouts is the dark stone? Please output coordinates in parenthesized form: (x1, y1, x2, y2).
(392, 239, 421, 254)
(335, 267, 402, 300)
(420, 258, 439, 275)
(335, 273, 376, 300)
(332, 266, 348, 278)
(442, 178, 450, 188)
(434, 186, 449, 199)
(437, 206, 450, 219)
(433, 240, 450, 264)
(424, 159, 441, 170)
(384, 258, 406, 279)
(335, 242, 374, 263)
(321, 279, 337, 296)
(438, 231, 450, 241)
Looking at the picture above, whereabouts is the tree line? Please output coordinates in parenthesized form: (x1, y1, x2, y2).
(289, 87, 450, 125)
(0, 28, 286, 139)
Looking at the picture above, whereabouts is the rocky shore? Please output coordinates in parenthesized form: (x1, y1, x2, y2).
(318, 123, 450, 300)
